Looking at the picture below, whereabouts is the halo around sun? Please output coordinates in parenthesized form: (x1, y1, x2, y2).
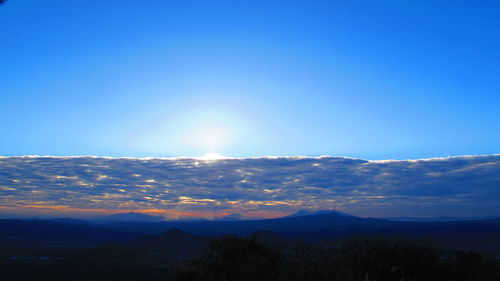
(198, 152, 226, 161)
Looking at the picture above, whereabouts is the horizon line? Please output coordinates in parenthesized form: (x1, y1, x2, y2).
(1, 153, 499, 163)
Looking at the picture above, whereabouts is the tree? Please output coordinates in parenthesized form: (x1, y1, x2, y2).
(175, 235, 283, 281)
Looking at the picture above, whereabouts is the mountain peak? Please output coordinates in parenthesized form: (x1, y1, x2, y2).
(217, 213, 245, 221)
(161, 228, 189, 237)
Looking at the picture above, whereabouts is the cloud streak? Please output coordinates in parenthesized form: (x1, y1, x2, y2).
(0, 155, 499, 218)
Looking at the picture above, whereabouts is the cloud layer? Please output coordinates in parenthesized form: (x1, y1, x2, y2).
(0, 155, 499, 218)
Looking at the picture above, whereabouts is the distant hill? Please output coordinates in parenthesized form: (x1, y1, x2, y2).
(49, 218, 90, 225)
(92, 212, 500, 253)
(384, 216, 500, 222)
(100, 210, 387, 236)
(4, 213, 500, 255)
(215, 213, 246, 221)
(93, 212, 166, 223)
(0, 219, 137, 246)
(214, 213, 258, 221)
(285, 209, 354, 218)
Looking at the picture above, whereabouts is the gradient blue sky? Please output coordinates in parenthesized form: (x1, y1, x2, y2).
(1, 0, 499, 159)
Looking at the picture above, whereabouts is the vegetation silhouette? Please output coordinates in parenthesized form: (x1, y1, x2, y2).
(1, 219, 500, 281)
(175, 235, 500, 281)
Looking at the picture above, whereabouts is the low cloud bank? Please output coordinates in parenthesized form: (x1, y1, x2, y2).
(0, 155, 499, 218)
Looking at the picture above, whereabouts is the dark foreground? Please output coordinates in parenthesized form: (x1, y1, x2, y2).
(2, 212, 500, 281)
(177, 235, 500, 281)
(2, 234, 500, 281)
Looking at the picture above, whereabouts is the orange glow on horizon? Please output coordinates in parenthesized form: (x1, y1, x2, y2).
(0, 205, 290, 219)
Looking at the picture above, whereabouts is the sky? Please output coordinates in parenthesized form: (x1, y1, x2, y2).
(1, 155, 499, 219)
(1, 0, 499, 159)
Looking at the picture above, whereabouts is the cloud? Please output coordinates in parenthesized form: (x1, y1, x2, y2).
(0, 155, 499, 218)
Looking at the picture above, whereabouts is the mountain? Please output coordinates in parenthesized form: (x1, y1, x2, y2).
(101, 210, 384, 236)
(215, 213, 259, 221)
(94, 212, 500, 253)
(3, 214, 500, 255)
(285, 209, 354, 218)
(93, 212, 166, 223)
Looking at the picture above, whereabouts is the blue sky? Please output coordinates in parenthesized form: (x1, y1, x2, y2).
(1, 0, 499, 159)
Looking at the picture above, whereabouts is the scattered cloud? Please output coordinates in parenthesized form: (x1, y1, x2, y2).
(0, 155, 499, 218)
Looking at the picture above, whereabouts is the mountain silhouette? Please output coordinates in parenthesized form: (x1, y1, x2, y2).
(93, 212, 165, 223)
(217, 213, 245, 221)
(285, 209, 354, 218)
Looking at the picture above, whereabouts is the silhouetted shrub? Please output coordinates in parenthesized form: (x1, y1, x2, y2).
(444, 250, 500, 281)
(176, 235, 282, 281)
(175, 235, 500, 281)
(333, 235, 440, 281)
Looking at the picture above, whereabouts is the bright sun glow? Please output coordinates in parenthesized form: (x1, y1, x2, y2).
(198, 152, 226, 161)
(187, 124, 232, 153)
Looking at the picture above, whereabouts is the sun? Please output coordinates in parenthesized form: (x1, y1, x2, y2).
(187, 123, 231, 153)
(198, 152, 226, 161)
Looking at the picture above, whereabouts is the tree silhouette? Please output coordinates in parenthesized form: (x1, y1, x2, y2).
(175, 235, 500, 281)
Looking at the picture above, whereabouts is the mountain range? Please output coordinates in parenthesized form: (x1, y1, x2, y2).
(2, 210, 500, 254)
